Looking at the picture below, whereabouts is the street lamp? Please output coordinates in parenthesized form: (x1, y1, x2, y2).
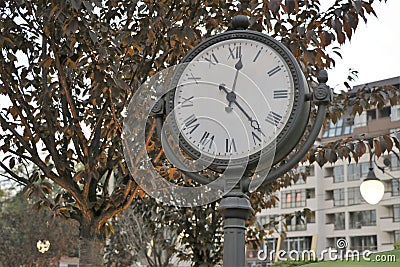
(36, 239, 50, 253)
(360, 165, 385, 205)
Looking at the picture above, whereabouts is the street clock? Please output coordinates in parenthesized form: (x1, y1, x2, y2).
(166, 30, 311, 170)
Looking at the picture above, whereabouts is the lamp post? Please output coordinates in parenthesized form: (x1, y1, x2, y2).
(360, 162, 385, 205)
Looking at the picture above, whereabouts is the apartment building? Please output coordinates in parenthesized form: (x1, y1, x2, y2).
(247, 76, 400, 266)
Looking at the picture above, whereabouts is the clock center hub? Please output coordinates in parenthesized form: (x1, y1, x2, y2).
(226, 91, 236, 102)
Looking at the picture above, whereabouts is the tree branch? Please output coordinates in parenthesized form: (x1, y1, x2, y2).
(0, 161, 31, 186)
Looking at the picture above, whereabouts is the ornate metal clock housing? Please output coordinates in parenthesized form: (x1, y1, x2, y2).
(166, 30, 310, 170)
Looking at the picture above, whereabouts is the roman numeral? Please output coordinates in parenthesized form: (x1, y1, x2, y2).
(180, 96, 194, 107)
(199, 131, 215, 150)
(273, 89, 289, 99)
(228, 45, 242, 59)
(187, 73, 201, 84)
(252, 131, 262, 145)
(183, 114, 200, 134)
(268, 66, 281, 77)
(204, 53, 219, 66)
(253, 49, 262, 62)
(225, 138, 237, 153)
(266, 111, 282, 126)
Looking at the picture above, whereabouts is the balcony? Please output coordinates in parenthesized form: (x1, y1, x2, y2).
(287, 224, 307, 232)
(286, 221, 317, 235)
(380, 217, 400, 231)
(380, 193, 400, 206)
(306, 198, 317, 208)
(324, 199, 334, 208)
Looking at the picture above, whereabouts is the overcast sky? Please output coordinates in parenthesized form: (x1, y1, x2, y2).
(323, 0, 400, 90)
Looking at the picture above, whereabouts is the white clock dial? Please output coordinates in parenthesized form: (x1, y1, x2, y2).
(173, 38, 295, 161)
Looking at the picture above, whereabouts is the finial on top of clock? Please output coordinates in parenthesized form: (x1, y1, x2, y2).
(317, 69, 328, 84)
(231, 15, 250, 30)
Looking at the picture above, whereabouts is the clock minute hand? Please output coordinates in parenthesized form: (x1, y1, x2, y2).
(233, 97, 252, 122)
(219, 84, 264, 134)
(231, 57, 243, 93)
(235, 101, 264, 134)
(228, 57, 243, 110)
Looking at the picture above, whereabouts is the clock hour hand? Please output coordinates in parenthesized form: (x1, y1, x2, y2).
(219, 84, 264, 134)
(219, 83, 234, 112)
(219, 83, 229, 94)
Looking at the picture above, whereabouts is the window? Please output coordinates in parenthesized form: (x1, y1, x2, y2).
(296, 191, 302, 202)
(343, 117, 354, 135)
(350, 235, 377, 252)
(286, 192, 292, 203)
(306, 188, 315, 199)
(294, 165, 314, 184)
(360, 162, 370, 177)
(391, 105, 400, 121)
(354, 111, 367, 127)
(395, 230, 400, 243)
(348, 186, 363, 205)
(333, 166, 344, 183)
(257, 215, 279, 228)
(257, 215, 268, 227)
(367, 109, 376, 121)
(349, 210, 376, 229)
(394, 204, 400, 222)
(348, 164, 360, 181)
(306, 211, 316, 223)
(390, 154, 400, 171)
(282, 236, 312, 252)
(348, 162, 369, 181)
(246, 249, 257, 259)
(334, 212, 345, 230)
(322, 117, 354, 138)
(327, 237, 347, 250)
(392, 179, 400, 196)
(285, 215, 307, 231)
(281, 190, 306, 209)
(379, 106, 391, 118)
(265, 238, 278, 252)
(333, 189, 345, 206)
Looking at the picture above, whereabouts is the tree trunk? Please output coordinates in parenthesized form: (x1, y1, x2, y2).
(79, 222, 105, 266)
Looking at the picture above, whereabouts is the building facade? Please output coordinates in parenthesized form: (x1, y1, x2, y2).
(247, 76, 400, 266)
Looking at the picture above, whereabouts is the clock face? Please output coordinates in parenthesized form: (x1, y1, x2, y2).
(167, 32, 308, 168)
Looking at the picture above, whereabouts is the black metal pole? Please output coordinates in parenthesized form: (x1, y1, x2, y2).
(218, 165, 254, 267)
(219, 191, 253, 266)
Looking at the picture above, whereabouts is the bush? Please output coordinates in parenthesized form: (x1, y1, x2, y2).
(394, 242, 400, 250)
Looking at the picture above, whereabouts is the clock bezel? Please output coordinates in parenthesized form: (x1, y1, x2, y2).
(165, 30, 310, 170)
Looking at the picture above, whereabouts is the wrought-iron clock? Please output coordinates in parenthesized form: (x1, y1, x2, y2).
(166, 30, 311, 170)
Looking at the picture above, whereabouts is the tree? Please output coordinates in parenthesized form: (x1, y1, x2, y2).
(1, 0, 399, 266)
(105, 197, 182, 267)
(0, 192, 79, 267)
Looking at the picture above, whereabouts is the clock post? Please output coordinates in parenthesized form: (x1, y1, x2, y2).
(218, 166, 253, 266)
(216, 16, 255, 265)
(214, 16, 332, 266)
